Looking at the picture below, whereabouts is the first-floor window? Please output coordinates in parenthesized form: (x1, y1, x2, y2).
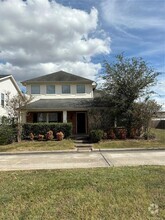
(1, 93, 4, 107)
(37, 113, 47, 122)
(48, 113, 58, 122)
(35, 112, 62, 123)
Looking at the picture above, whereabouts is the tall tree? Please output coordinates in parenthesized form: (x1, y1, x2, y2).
(102, 53, 159, 136)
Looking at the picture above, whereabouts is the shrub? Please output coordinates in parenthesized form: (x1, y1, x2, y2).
(38, 134, 44, 141)
(29, 133, 34, 141)
(113, 127, 127, 139)
(142, 132, 156, 140)
(22, 123, 72, 139)
(90, 129, 103, 143)
(0, 125, 15, 145)
(119, 128, 127, 140)
(56, 131, 64, 141)
(103, 132, 108, 139)
(130, 128, 137, 139)
(107, 129, 116, 139)
(46, 130, 54, 141)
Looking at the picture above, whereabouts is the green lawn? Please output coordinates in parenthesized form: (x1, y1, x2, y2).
(0, 167, 164, 219)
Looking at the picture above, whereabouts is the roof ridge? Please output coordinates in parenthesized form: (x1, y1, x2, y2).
(22, 70, 94, 84)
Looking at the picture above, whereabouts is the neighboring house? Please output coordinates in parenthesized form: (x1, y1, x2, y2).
(21, 71, 97, 134)
(0, 74, 22, 123)
(151, 111, 165, 129)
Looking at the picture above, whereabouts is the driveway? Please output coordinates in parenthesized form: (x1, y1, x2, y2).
(0, 149, 165, 171)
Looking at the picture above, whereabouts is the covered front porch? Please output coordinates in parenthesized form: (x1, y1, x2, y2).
(21, 98, 93, 135)
(25, 111, 88, 135)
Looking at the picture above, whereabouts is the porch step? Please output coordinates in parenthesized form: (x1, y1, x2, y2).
(75, 143, 93, 152)
(71, 135, 90, 141)
(74, 140, 90, 144)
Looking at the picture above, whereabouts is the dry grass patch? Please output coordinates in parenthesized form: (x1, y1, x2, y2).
(0, 139, 75, 152)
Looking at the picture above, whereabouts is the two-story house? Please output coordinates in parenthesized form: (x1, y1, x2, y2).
(21, 71, 96, 134)
(0, 74, 22, 124)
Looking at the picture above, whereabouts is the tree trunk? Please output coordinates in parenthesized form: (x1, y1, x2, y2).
(17, 123, 22, 142)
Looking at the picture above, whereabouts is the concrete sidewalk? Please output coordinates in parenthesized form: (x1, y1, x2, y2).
(0, 149, 165, 171)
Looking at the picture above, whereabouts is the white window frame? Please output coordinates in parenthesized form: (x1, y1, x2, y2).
(62, 85, 70, 94)
(46, 85, 55, 94)
(77, 84, 85, 93)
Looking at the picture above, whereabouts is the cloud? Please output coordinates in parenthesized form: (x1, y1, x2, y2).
(0, 0, 110, 81)
(100, 0, 165, 62)
(99, 0, 165, 108)
(101, 0, 165, 30)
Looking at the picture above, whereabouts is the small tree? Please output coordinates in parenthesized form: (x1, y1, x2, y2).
(102, 53, 159, 136)
(132, 99, 161, 138)
(5, 92, 33, 142)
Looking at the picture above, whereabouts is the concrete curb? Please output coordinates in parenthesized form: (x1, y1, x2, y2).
(0, 147, 165, 156)
(0, 149, 78, 156)
(99, 147, 165, 152)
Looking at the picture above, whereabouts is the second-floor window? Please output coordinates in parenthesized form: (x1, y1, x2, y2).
(1, 93, 4, 107)
(31, 85, 40, 94)
(77, 84, 85, 93)
(62, 85, 70, 94)
(46, 85, 55, 94)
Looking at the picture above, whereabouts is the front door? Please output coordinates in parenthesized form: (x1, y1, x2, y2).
(77, 112, 86, 134)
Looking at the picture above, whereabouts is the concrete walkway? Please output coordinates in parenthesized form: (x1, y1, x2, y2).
(0, 149, 165, 171)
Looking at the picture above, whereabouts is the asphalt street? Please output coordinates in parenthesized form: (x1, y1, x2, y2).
(0, 149, 165, 171)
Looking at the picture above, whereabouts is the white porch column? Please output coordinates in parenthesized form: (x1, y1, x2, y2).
(63, 111, 67, 123)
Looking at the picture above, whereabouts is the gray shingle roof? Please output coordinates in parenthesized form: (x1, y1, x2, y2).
(23, 98, 93, 111)
(22, 71, 94, 85)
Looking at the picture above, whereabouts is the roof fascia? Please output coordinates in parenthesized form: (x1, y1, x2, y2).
(0, 75, 11, 82)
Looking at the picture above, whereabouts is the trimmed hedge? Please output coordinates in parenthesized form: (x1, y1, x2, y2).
(0, 125, 16, 145)
(90, 129, 104, 143)
(105, 127, 128, 139)
(22, 123, 72, 139)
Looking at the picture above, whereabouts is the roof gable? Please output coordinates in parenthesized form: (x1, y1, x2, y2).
(0, 74, 22, 96)
(22, 71, 94, 85)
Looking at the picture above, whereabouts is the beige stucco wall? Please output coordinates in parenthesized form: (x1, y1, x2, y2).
(26, 83, 93, 100)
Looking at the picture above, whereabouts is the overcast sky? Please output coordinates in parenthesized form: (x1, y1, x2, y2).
(0, 0, 164, 108)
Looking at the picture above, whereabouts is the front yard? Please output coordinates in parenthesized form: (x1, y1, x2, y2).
(0, 166, 164, 219)
(94, 128, 165, 149)
(0, 129, 164, 152)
